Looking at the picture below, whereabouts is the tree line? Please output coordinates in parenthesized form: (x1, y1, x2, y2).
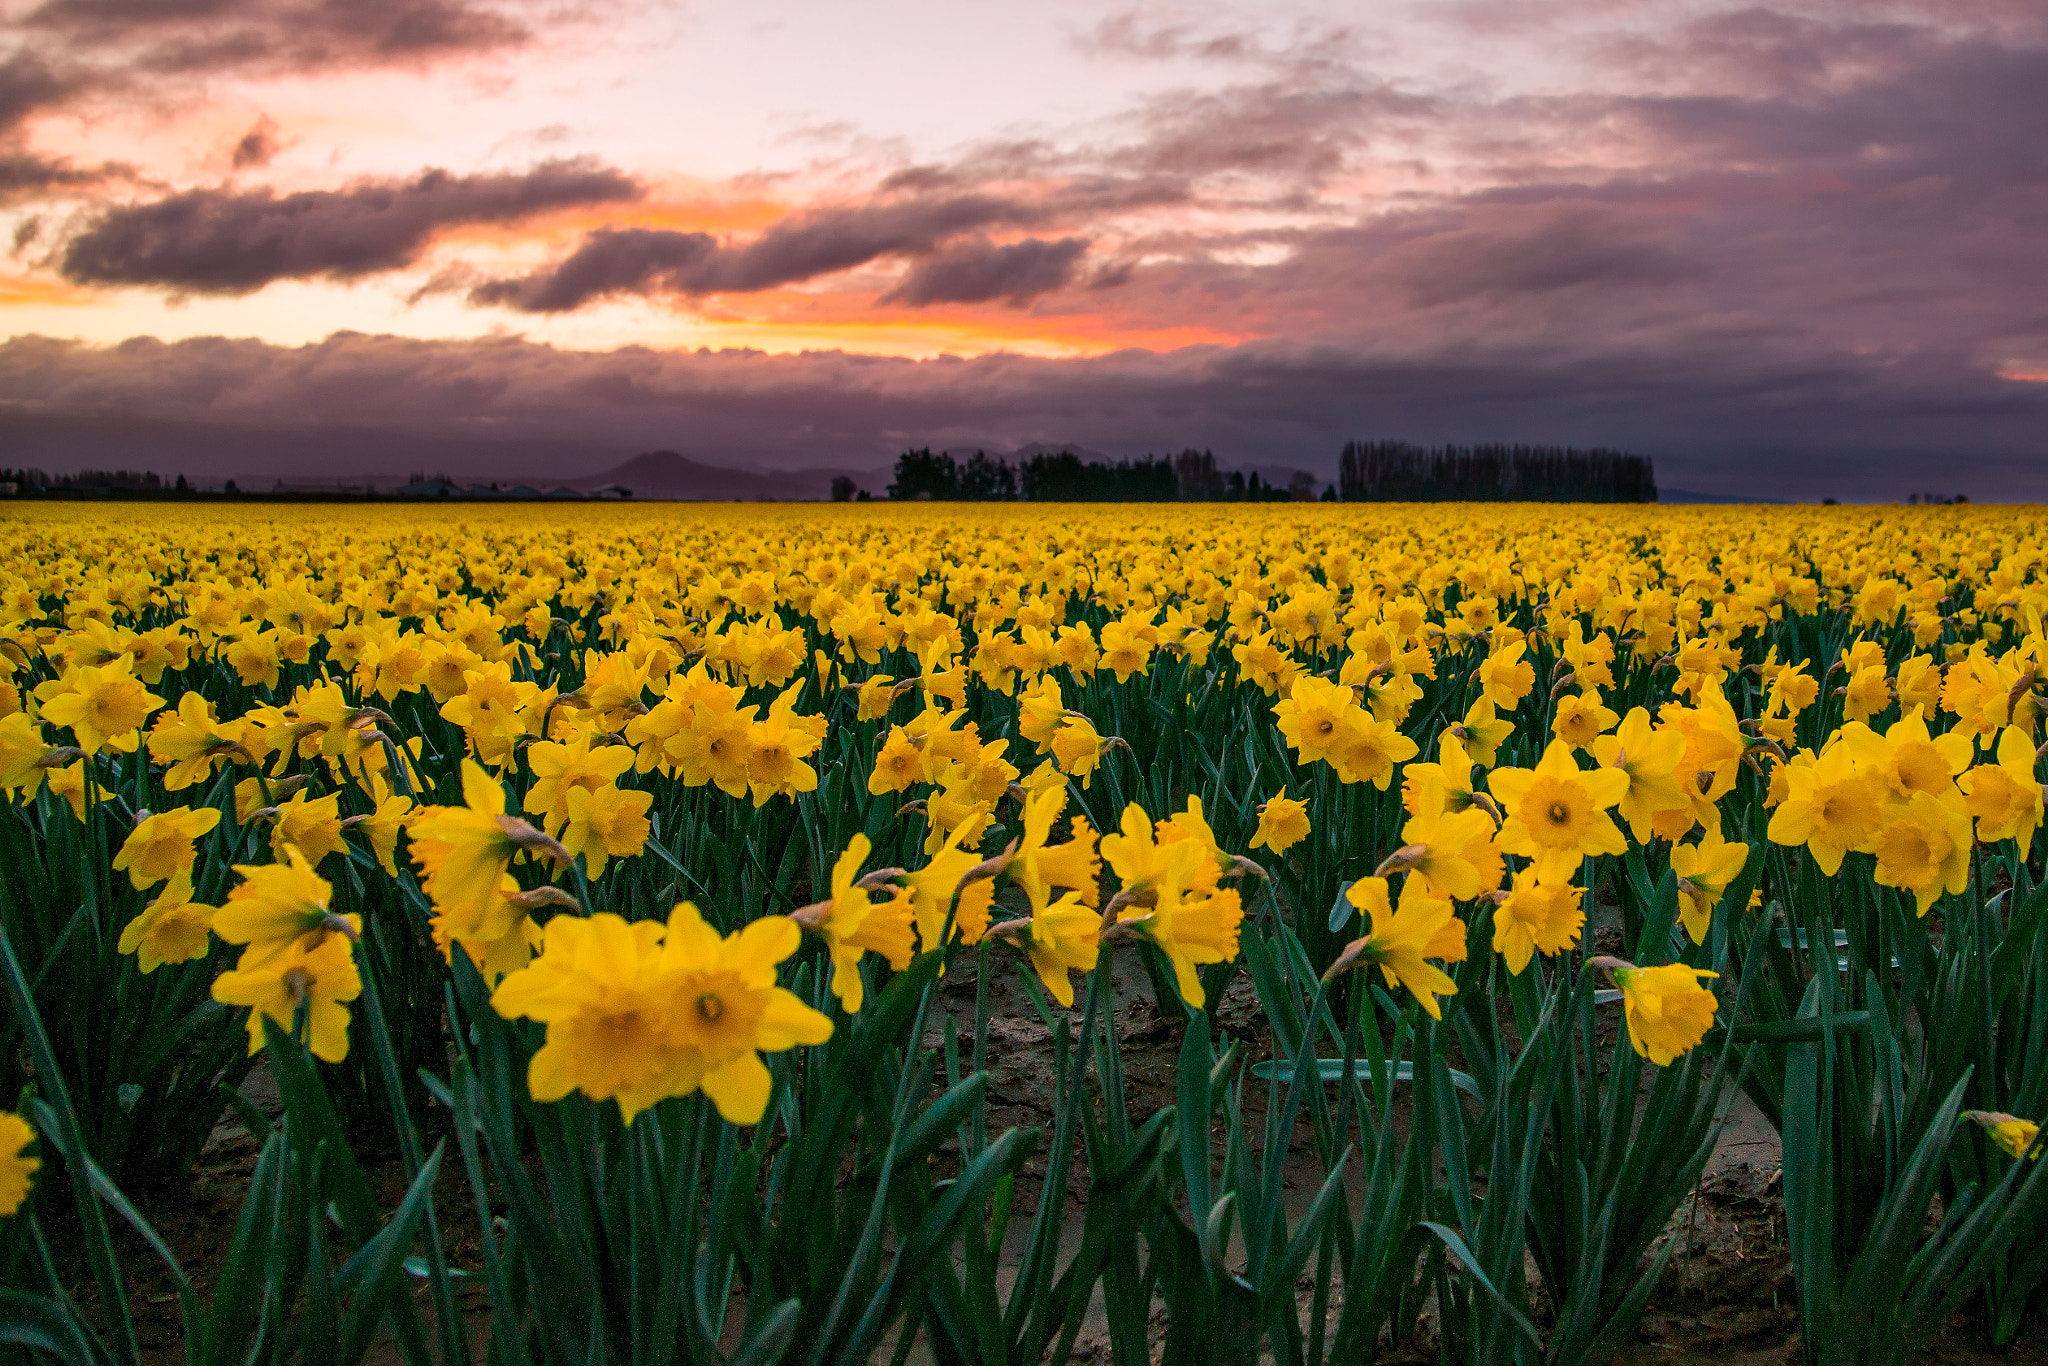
(877, 448, 1318, 502)
(1336, 441, 1657, 503)
(875, 441, 1658, 503)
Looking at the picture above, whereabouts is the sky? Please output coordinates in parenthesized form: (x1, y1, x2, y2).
(2, 0, 2046, 498)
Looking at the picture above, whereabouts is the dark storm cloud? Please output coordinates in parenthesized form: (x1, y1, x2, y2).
(0, 0, 544, 159)
(59, 157, 641, 292)
(473, 190, 1150, 311)
(692, 194, 1037, 292)
(1373, 208, 1702, 307)
(0, 49, 84, 134)
(1613, 39, 2048, 192)
(881, 236, 1089, 306)
(230, 117, 278, 169)
(21, 0, 532, 75)
(468, 227, 717, 311)
(6, 327, 2048, 500)
(0, 150, 122, 204)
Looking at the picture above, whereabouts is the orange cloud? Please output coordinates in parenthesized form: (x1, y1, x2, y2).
(0, 274, 97, 308)
(652, 282, 1254, 358)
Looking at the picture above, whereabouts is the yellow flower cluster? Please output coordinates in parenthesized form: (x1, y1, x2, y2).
(3, 497, 2045, 1108)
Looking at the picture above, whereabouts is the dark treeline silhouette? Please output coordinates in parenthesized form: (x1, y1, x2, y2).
(888, 448, 1175, 501)
(887, 447, 1319, 502)
(1337, 441, 1657, 502)
(2, 467, 185, 494)
(0, 467, 624, 502)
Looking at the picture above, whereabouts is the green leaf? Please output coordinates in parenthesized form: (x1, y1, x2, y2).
(1418, 1222, 1545, 1355)
(1719, 1012, 1872, 1044)
(1326, 879, 1356, 933)
(1990, 876, 2048, 1010)
(0, 1290, 98, 1366)
(337, 1144, 448, 1366)
(730, 1300, 802, 1366)
(1249, 1057, 1481, 1099)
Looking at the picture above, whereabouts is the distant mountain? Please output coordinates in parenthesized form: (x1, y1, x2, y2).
(0, 408, 891, 499)
(574, 450, 885, 501)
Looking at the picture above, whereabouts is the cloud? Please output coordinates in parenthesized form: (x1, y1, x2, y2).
(230, 116, 279, 170)
(471, 191, 1122, 311)
(20, 0, 534, 76)
(1074, 15, 1263, 65)
(881, 236, 1089, 306)
(691, 194, 1037, 292)
(1072, 12, 1358, 73)
(0, 0, 552, 150)
(468, 226, 715, 311)
(1381, 208, 1701, 307)
(59, 156, 641, 292)
(0, 49, 85, 135)
(5, 325, 2048, 501)
(0, 150, 123, 205)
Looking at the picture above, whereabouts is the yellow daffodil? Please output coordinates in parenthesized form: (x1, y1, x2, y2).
(1550, 691, 1619, 751)
(1766, 744, 1884, 875)
(560, 783, 653, 879)
(1249, 790, 1311, 855)
(1608, 960, 1719, 1066)
(656, 903, 834, 1123)
(905, 822, 999, 951)
(1331, 709, 1419, 789)
(1490, 869, 1583, 974)
(269, 789, 346, 867)
(117, 868, 218, 973)
(1487, 740, 1630, 878)
(429, 872, 545, 986)
(1050, 713, 1111, 788)
(869, 725, 924, 794)
(33, 660, 163, 754)
(524, 735, 636, 834)
(409, 759, 563, 918)
(1276, 676, 1360, 767)
(347, 795, 415, 875)
(1388, 776, 1501, 901)
(1007, 785, 1101, 907)
(1114, 844, 1243, 1009)
(1450, 695, 1514, 769)
(147, 692, 250, 790)
(1870, 790, 1972, 915)
(212, 848, 346, 959)
(492, 904, 830, 1126)
(1963, 1111, 2042, 1161)
(797, 834, 917, 1013)
(1023, 890, 1102, 1008)
(1958, 725, 2043, 855)
(112, 804, 221, 889)
(1477, 637, 1534, 709)
(0, 1111, 38, 1217)
(212, 913, 363, 1062)
(1331, 876, 1462, 1019)
(1669, 820, 1752, 943)
(1590, 706, 1692, 842)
